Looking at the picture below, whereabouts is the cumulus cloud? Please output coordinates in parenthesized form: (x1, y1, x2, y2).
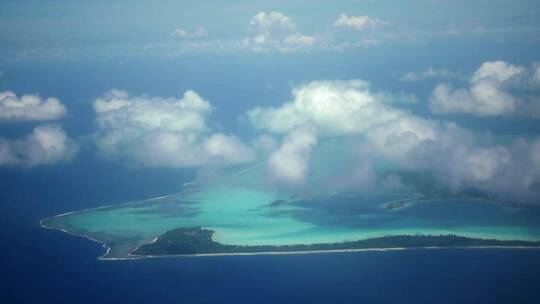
(0, 125, 77, 167)
(172, 27, 207, 39)
(93, 89, 254, 167)
(472, 61, 524, 83)
(333, 14, 388, 31)
(430, 61, 526, 116)
(246, 79, 540, 201)
(267, 126, 318, 185)
(247, 79, 442, 183)
(243, 11, 314, 52)
(0, 91, 66, 121)
(247, 80, 409, 136)
(411, 138, 540, 202)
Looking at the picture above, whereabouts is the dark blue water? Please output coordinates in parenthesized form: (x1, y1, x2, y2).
(2, 217, 540, 303)
(1, 163, 540, 304)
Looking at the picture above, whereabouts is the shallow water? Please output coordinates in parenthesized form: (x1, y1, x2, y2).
(42, 182, 540, 259)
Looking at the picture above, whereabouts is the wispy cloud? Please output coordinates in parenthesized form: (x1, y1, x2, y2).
(171, 27, 207, 39)
(398, 68, 463, 82)
(333, 15, 388, 31)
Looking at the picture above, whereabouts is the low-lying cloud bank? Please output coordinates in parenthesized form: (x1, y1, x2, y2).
(93, 89, 254, 167)
(247, 79, 540, 202)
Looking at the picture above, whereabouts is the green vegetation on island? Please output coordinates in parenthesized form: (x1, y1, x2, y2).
(131, 227, 540, 256)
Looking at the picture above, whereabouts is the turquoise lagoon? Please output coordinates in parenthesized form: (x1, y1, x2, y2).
(41, 147, 540, 259)
(41, 181, 540, 259)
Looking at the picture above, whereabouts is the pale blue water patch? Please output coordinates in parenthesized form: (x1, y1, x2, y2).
(173, 186, 316, 245)
(45, 185, 315, 247)
(42, 182, 540, 258)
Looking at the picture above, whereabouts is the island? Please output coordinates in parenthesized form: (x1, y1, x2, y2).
(131, 226, 540, 257)
(40, 185, 540, 260)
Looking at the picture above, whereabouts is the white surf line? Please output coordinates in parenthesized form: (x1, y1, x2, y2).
(39, 193, 178, 260)
(181, 161, 265, 186)
(41, 218, 164, 260)
(42, 221, 159, 261)
(42, 167, 275, 260)
(101, 245, 540, 261)
(40, 219, 114, 259)
(117, 226, 540, 261)
(237, 161, 265, 175)
(40, 191, 184, 224)
(381, 193, 425, 210)
(43, 162, 267, 255)
(43, 211, 540, 261)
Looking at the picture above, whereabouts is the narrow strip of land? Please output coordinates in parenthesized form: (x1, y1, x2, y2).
(131, 227, 540, 257)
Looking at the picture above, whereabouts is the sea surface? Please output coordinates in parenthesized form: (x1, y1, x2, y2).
(3, 218, 540, 304)
(2, 164, 540, 303)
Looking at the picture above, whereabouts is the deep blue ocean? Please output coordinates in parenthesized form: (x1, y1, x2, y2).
(3, 225, 540, 304)
(1, 158, 539, 304)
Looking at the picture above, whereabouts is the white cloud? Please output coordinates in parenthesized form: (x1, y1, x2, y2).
(159, 13, 394, 54)
(267, 125, 318, 185)
(472, 61, 524, 83)
(430, 61, 525, 116)
(0, 91, 66, 121)
(203, 133, 255, 164)
(246, 79, 540, 201)
(93, 89, 254, 167)
(243, 11, 315, 52)
(430, 82, 516, 116)
(0, 125, 77, 167)
(247, 80, 407, 136)
(333, 15, 388, 31)
(283, 33, 315, 47)
(247, 79, 442, 184)
(423, 139, 540, 201)
(172, 27, 207, 39)
(319, 14, 392, 51)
